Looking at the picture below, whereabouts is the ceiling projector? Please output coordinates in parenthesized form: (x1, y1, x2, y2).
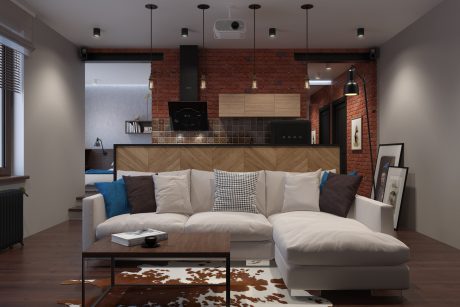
(214, 19, 246, 39)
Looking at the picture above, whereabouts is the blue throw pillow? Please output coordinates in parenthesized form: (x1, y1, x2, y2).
(320, 171, 330, 193)
(95, 179, 130, 218)
(348, 170, 359, 176)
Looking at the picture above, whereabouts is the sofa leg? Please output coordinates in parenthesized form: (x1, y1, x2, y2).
(371, 289, 403, 297)
(290, 289, 321, 297)
(245, 259, 270, 266)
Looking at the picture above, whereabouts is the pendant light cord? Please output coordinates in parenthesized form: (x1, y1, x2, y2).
(305, 7, 308, 77)
(202, 8, 205, 76)
(253, 7, 256, 77)
(150, 8, 153, 63)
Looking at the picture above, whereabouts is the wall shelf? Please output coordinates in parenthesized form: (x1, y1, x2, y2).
(125, 120, 152, 134)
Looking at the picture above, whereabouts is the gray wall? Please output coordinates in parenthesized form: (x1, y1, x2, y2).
(85, 85, 151, 149)
(378, 0, 460, 248)
(22, 18, 85, 237)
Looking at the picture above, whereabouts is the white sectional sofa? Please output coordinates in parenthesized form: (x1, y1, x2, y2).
(83, 169, 409, 291)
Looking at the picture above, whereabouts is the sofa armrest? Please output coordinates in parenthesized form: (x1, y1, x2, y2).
(82, 194, 107, 251)
(347, 195, 395, 236)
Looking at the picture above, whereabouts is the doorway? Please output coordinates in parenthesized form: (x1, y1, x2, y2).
(332, 97, 347, 174)
(319, 106, 330, 145)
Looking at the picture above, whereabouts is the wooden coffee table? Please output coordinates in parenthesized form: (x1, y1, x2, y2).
(82, 233, 231, 306)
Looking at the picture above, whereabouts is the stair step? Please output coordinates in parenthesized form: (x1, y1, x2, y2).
(68, 205, 82, 220)
(69, 205, 82, 212)
(76, 191, 98, 201)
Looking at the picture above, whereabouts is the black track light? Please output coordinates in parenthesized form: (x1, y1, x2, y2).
(181, 28, 189, 38)
(93, 27, 101, 38)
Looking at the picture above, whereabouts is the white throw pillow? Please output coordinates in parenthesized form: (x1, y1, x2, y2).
(282, 169, 322, 213)
(190, 169, 215, 213)
(212, 170, 259, 213)
(153, 174, 193, 215)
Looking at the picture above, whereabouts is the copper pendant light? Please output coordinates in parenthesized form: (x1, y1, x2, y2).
(249, 4, 261, 89)
(198, 4, 210, 90)
(145, 3, 158, 90)
(301, 4, 313, 90)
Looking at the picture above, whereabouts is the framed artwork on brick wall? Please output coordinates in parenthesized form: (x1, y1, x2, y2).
(311, 130, 316, 144)
(383, 166, 408, 230)
(351, 117, 362, 150)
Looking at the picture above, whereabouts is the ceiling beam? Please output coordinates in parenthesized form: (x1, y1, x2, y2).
(79, 48, 164, 62)
(294, 49, 378, 62)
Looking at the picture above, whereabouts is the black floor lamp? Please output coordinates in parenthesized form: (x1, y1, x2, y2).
(343, 65, 376, 196)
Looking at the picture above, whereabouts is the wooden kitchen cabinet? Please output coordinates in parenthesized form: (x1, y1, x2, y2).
(219, 93, 300, 117)
(219, 94, 245, 117)
(274, 94, 301, 117)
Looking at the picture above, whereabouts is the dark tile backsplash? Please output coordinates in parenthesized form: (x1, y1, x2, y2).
(151, 118, 288, 144)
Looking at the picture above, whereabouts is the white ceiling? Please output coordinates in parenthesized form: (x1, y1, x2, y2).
(18, 0, 443, 49)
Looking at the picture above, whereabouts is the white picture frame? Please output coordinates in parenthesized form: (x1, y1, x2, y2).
(311, 130, 316, 145)
(372, 143, 404, 201)
(351, 117, 362, 150)
(383, 167, 408, 230)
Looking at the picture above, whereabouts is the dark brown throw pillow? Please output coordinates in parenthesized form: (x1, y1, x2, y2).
(123, 176, 156, 214)
(319, 172, 362, 217)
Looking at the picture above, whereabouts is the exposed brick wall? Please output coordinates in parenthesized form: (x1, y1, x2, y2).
(88, 48, 377, 195)
(310, 62, 377, 197)
(151, 49, 309, 118)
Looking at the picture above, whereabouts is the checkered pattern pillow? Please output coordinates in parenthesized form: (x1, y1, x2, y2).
(212, 170, 259, 213)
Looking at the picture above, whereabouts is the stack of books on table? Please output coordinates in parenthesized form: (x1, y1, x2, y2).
(111, 229, 168, 246)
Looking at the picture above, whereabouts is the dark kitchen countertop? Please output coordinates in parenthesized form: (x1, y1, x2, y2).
(114, 143, 339, 148)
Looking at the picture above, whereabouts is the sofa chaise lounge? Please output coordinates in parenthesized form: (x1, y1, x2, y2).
(83, 168, 409, 292)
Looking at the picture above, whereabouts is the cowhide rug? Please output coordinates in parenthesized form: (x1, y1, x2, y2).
(58, 262, 332, 306)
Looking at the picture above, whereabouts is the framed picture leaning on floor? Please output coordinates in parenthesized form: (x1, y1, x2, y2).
(383, 167, 409, 230)
(372, 143, 404, 202)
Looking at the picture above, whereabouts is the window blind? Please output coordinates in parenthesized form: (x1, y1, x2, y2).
(0, 45, 3, 89)
(0, 44, 23, 93)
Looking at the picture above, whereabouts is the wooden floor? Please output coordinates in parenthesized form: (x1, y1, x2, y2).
(0, 221, 459, 306)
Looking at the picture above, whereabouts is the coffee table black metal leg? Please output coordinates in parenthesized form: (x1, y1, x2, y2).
(111, 257, 115, 286)
(226, 256, 231, 306)
(81, 256, 85, 307)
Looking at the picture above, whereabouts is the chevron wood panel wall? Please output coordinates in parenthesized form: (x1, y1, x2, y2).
(115, 146, 340, 173)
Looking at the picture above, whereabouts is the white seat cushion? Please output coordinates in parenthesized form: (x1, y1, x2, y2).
(269, 211, 410, 266)
(184, 212, 273, 242)
(96, 213, 188, 239)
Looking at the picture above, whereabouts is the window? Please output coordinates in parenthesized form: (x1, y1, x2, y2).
(0, 44, 23, 176)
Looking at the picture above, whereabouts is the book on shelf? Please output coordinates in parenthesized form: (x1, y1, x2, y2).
(111, 228, 168, 246)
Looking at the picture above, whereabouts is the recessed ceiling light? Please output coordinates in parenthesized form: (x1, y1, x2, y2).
(357, 27, 365, 39)
(181, 27, 188, 38)
(93, 27, 101, 38)
(315, 73, 321, 80)
(269, 27, 276, 38)
(325, 63, 332, 71)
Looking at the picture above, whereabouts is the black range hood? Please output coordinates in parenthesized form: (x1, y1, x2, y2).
(169, 45, 208, 131)
(179, 45, 199, 101)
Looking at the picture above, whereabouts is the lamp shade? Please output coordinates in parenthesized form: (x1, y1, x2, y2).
(344, 67, 359, 96)
(344, 81, 359, 96)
